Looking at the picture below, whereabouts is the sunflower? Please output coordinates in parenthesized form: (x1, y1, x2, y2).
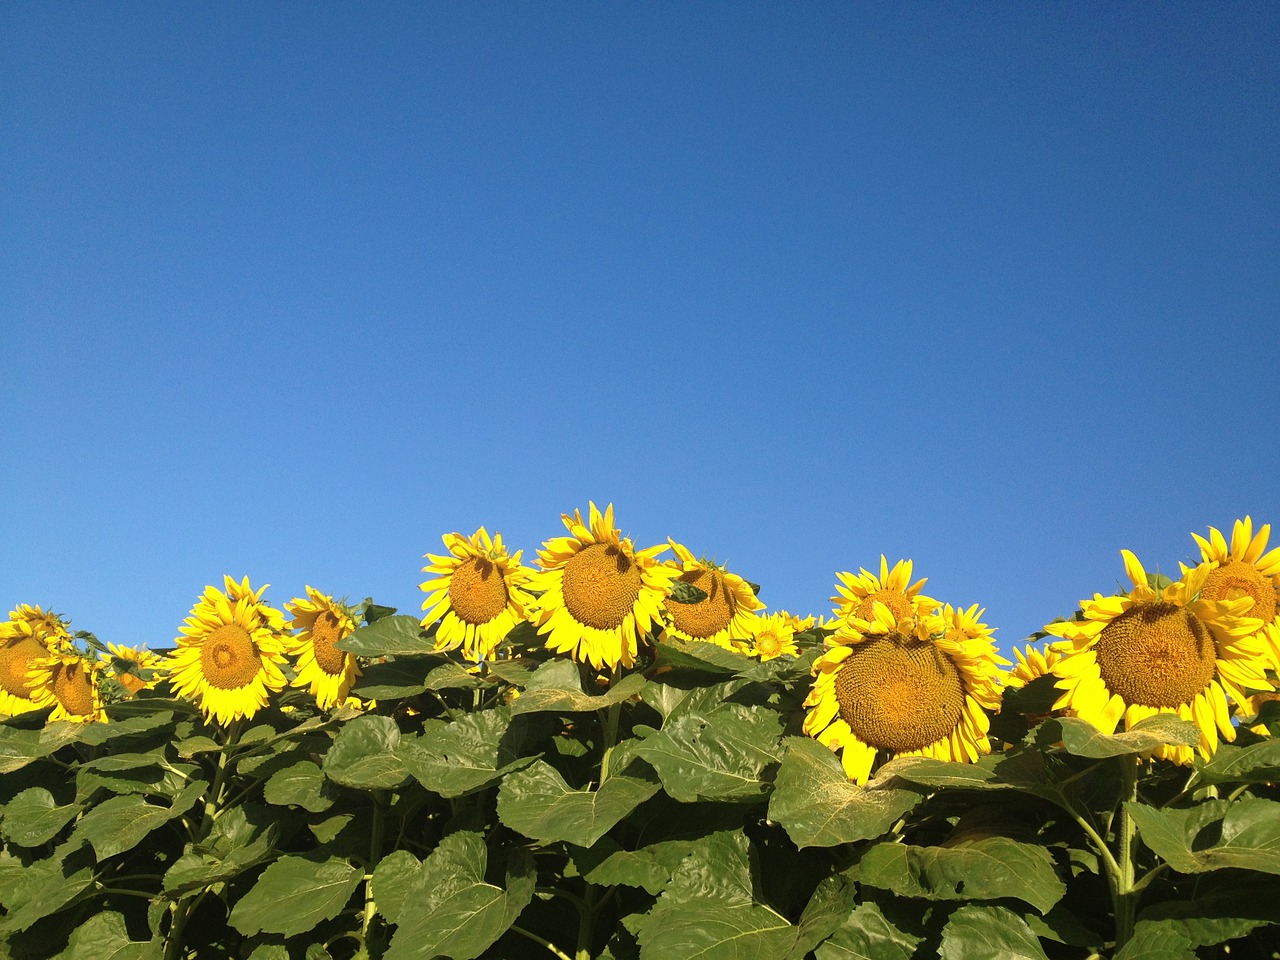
(26, 653, 106, 723)
(6, 604, 74, 650)
(166, 579, 288, 725)
(746, 612, 800, 661)
(420, 527, 534, 662)
(100, 643, 167, 696)
(1190, 517, 1280, 667)
(803, 598, 1002, 784)
(285, 588, 362, 709)
(0, 627, 50, 717)
(830, 557, 938, 629)
(1004, 643, 1067, 690)
(532, 502, 679, 671)
(661, 540, 764, 650)
(1045, 551, 1271, 764)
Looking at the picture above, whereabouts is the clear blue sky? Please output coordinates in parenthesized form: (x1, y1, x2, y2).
(3, 3, 1277, 655)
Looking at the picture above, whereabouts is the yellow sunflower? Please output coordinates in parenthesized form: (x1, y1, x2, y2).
(1045, 550, 1270, 764)
(26, 653, 106, 723)
(166, 579, 288, 725)
(420, 527, 534, 661)
(803, 598, 1002, 784)
(1004, 643, 1067, 690)
(0, 627, 51, 717)
(100, 643, 167, 696)
(746, 612, 800, 661)
(531, 502, 679, 671)
(830, 557, 938, 629)
(285, 588, 362, 709)
(661, 540, 764, 650)
(6, 604, 74, 650)
(1190, 517, 1280, 667)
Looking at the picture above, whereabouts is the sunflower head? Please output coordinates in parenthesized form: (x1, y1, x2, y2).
(26, 653, 106, 723)
(0, 630, 52, 717)
(1005, 642, 1067, 690)
(100, 643, 168, 696)
(1191, 517, 1280, 668)
(285, 588, 362, 710)
(829, 557, 938, 632)
(421, 527, 534, 662)
(661, 540, 764, 649)
(1045, 550, 1272, 763)
(5, 604, 73, 652)
(804, 598, 996, 784)
(746, 611, 799, 661)
(532, 502, 679, 671)
(166, 578, 288, 726)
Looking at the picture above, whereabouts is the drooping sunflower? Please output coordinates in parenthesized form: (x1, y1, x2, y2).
(0, 628, 50, 716)
(420, 527, 534, 662)
(531, 502, 679, 671)
(660, 540, 764, 650)
(830, 557, 938, 629)
(746, 611, 800, 661)
(26, 653, 106, 723)
(166, 579, 288, 725)
(1045, 550, 1271, 764)
(6, 604, 73, 650)
(804, 597, 1003, 784)
(1190, 517, 1280, 667)
(100, 643, 167, 696)
(285, 587, 362, 709)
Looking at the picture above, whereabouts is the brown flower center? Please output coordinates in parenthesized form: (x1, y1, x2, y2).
(1201, 559, 1277, 625)
(561, 542, 642, 630)
(52, 662, 95, 716)
(1094, 602, 1216, 708)
(200, 623, 261, 690)
(666, 568, 734, 639)
(310, 611, 349, 675)
(855, 589, 915, 623)
(833, 633, 966, 752)
(448, 557, 509, 625)
(0, 637, 47, 699)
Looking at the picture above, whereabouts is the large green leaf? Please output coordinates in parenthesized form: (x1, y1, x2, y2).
(337, 615, 435, 656)
(815, 901, 922, 960)
(383, 831, 534, 960)
(397, 708, 536, 798)
(0, 787, 81, 847)
(634, 703, 783, 802)
(575, 838, 699, 896)
(322, 714, 409, 789)
(1138, 873, 1280, 946)
(71, 781, 204, 861)
(59, 910, 161, 960)
(264, 759, 334, 813)
(351, 657, 436, 699)
(371, 850, 423, 926)
(853, 835, 1065, 914)
(508, 659, 648, 715)
(0, 847, 95, 933)
(1197, 738, 1280, 785)
(1112, 921, 1196, 960)
(1128, 798, 1280, 875)
(496, 759, 659, 846)
(876, 754, 1004, 789)
(938, 905, 1050, 960)
(1037, 715, 1199, 758)
(228, 854, 363, 937)
(163, 804, 279, 895)
(769, 738, 924, 848)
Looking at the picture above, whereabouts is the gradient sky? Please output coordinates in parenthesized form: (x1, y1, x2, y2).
(3, 3, 1278, 657)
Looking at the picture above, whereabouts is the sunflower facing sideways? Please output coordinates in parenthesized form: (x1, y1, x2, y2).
(26, 652, 107, 723)
(532, 502, 680, 671)
(0, 605, 73, 716)
(661, 540, 764, 650)
(420, 527, 534, 662)
(285, 587, 362, 709)
(804, 595, 1005, 784)
(1190, 517, 1280, 667)
(166, 578, 288, 725)
(1045, 550, 1271, 764)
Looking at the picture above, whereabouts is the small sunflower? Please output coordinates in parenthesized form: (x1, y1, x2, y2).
(830, 557, 938, 629)
(285, 588, 362, 709)
(166, 578, 288, 725)
(746, 612, 800, 661)
(26, 653, 106, 723)
(100, 643, 167, 696)
(1190, 517, 1280, 667)
(532, 502, 679, 671)
(420, 527, 534, 662)
(1004, 643, 1067, 690)
(803, 597, 1002, 784)
(661, 540, 764, 649)
(1045, 551, 1270, 764)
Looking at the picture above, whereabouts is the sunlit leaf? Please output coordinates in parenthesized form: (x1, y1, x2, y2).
(815, 901, 923, 960)
(634, 704, 783, 802)
(337, 615, 434, 656)
(228, 854, 363, 937)
(322, 714, 409, 789)
(0, 787, 81, 847)
(60, 910, 161, 960)
(938, 905, 1050, 960)
(1128, 798, 1280, 875)
(397, 708, 536, 798)
(496, 759, 660, 846)
(1037, 715, 1198, 758)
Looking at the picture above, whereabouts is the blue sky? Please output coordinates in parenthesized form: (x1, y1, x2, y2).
(3, 3, 1277, 655)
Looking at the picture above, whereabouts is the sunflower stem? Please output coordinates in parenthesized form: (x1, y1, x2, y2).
(362, 791, 387, 936)
(1113, 754, 1141, 950)
(574, 882, 598, 960)
(598, 700, 622, 783)
(510, 924, 574, 960)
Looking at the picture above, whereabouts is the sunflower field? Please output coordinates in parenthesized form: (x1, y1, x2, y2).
(2, 505, 1280, 960)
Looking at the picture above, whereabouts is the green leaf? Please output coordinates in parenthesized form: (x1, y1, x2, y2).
(634, 704, 783, 802)
(0, 850, 95, 933)
(496, 760, 660, 846)
(0, 724, 44, 774)
(383, 831, 534, 960)
(509, 659, 648, 715)
(1037, 715, 1199, 758)
(60, 910, 161, 960)
(422, 661, 483, 691)
(938, 905, 1050, 960)
(228, 855, 364, 937)
(71, 781, 204, 861)
(351, 656, 436, 699)
(1112, 921, 1196, 960)
(653, 638, 756, 677)
(575, 839, 698, 896)
(1, 787, 81, 846)
(1138, 874, 1280, 946)
(877, 753, 1004, 789)
(1128, 797, 1280, 875)
(372, 850, 423, 925)
(322, 714, 409, 789)
(668, 581, 709, 604)
(1197, 738, 1280, 785)
(792, 874, 857, 960)
(854, 835, 1065, 914)
(264, 759, 334, 813)
(163, 805, 279, 895)
(815, 901, 923, 960)
(397, 708, 536, 799)
(337, 615, 433, 656)
(768, 738, 924, 848)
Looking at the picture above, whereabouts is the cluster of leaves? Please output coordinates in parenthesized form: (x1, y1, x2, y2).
(2, 609, 1279, 960)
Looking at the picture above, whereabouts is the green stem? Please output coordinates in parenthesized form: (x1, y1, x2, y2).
(362, 791, 387, 936)
(574, 883, 598, 960)
(511, 925, 574, 960)
(1113, 754, 1141, 950)
(598, 674, 623, 784)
